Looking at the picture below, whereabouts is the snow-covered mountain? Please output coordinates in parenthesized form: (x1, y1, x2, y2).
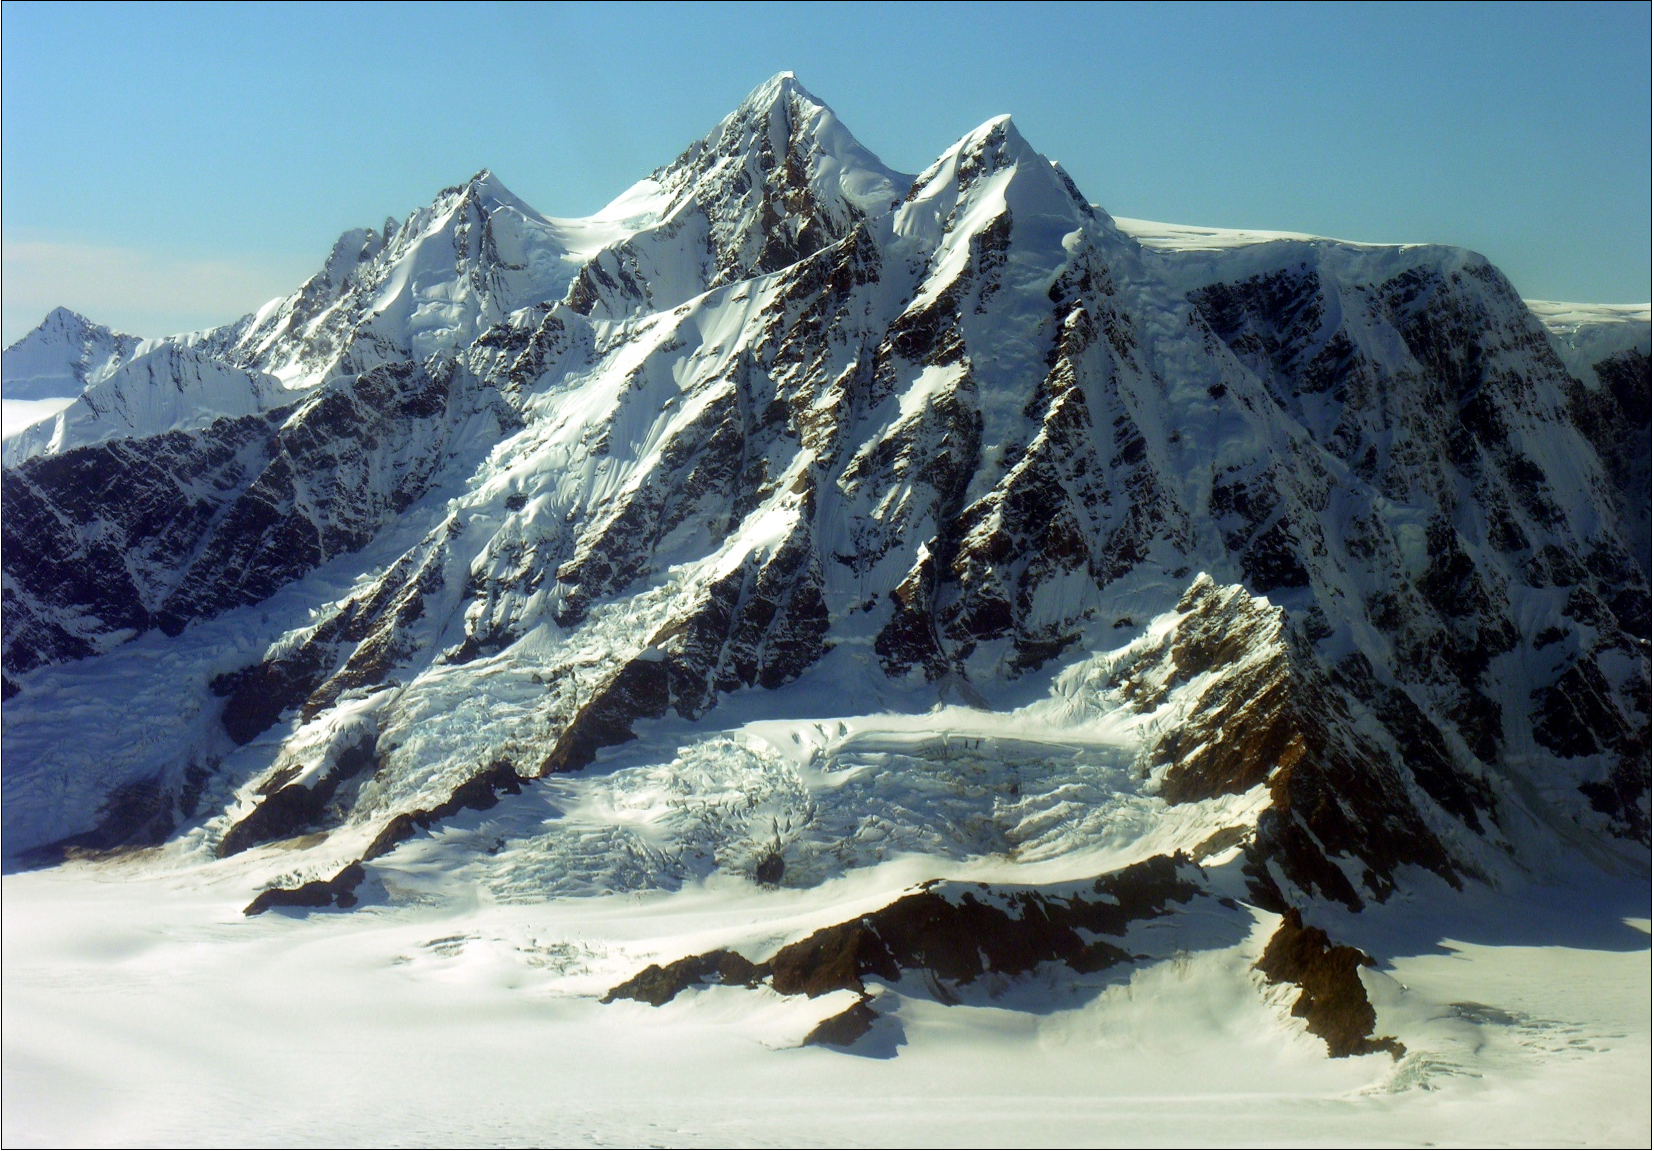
(0, 306, 146, 438)
(1, 306, 142, 401)
(3, 75, 1648, 1072)
(1, 341, 289, 467)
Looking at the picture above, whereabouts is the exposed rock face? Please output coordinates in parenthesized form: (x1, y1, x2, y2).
(564, 72, 907, 320)
(3, 357, 510, 676)
(774, 855, 1195, 994)
(1138, 238, 1650, 858)
(1528, 300, 1651, 572)
(602, 855, 1205, 1009)
(1256, 908, 1404, 1059)
(3, 410, 284, 673)
(1564, 347, 1651, 573)
(2, 76, 1647, 948)
(217, 738, 377, 857)
(605, 856, 1220, 1017)
(603, 854, 1403, 1058)
(1104, 578, 1473, 910)
(800, 998, 880, 1048)
(242, 862, 365, 916)
(602, 949, 769, 1007)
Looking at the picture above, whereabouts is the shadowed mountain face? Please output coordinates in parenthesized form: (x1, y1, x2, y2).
(2, 76, 1647, 935)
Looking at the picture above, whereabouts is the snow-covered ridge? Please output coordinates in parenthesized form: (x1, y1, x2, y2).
(1, 307, 144, 439)
(1113, 219, 1651, 384)
(1525, 298, 1651, 389)
(1112, 216, 1419, 253)
(1525, 300, 1652, 328)
(1, 342, 288, 466)
(203, 170, 633, 388)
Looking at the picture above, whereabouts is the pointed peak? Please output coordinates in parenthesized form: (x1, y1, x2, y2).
(957, 115, 1037, 163)
(641, 75, 906, 219)
(4, 307, 139, 397)
(461, 167, 506, 200)
(737, 71, 820, 112)
(17, 307, 136, 347)
(906, 115, 1039, 203)
(42, 306, 95, 330)
(316, 225, 391, 289)
(715, 72, 854, 152)
(439, 168, 543, 221)
(897, 113, 1096, 239)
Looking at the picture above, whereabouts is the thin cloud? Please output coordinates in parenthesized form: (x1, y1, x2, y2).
(2, 237, 315, 345)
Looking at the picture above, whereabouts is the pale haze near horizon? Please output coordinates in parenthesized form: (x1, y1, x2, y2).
(3, 1, 1649, 346)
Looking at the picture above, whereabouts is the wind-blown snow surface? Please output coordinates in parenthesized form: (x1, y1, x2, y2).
(4, 860, 1649, 1147)
(3, 74, 1650, 1148)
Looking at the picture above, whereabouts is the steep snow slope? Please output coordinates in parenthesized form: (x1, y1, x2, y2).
(1526, 299, 1652, 570)
(2, 78, 1648, 1113)
(199, 172, 618, 388)
(1, 341, 288, 466)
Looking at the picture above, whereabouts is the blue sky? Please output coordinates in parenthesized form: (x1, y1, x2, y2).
(4, 1, 1649, 344)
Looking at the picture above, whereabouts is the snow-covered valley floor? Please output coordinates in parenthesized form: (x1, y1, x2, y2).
(4, 856, 1648, 1148)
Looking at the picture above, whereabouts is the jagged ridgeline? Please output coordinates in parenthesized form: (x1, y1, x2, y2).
(3, 76, 1648, 1041)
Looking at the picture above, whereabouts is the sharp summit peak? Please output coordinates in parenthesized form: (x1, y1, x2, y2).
(740, 70, 819, 106)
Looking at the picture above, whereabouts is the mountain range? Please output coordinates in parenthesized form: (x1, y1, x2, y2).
(3, 73, 1648, 1061)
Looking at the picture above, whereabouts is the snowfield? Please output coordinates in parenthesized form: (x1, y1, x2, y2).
(4, 859, 1648, 1148)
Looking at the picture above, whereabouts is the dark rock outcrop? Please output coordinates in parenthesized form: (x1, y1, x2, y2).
(604, 854, 1203, 1007)
(243, 862, 366, 916)
(217, 739, 378, 858)
(1255, 908, 1404, 1059)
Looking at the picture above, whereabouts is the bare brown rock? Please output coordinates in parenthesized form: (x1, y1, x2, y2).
(243, 862, 365, 916)
(1255, 909, 1404, 1059)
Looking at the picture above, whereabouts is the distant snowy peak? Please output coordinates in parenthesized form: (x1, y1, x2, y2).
(2, 307, 142, 401)
(2, 341, 287, 466)
(1113, 217, 1373, 253)
(1526, 299, 1652, 329)
(211, 169, 600, 388)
